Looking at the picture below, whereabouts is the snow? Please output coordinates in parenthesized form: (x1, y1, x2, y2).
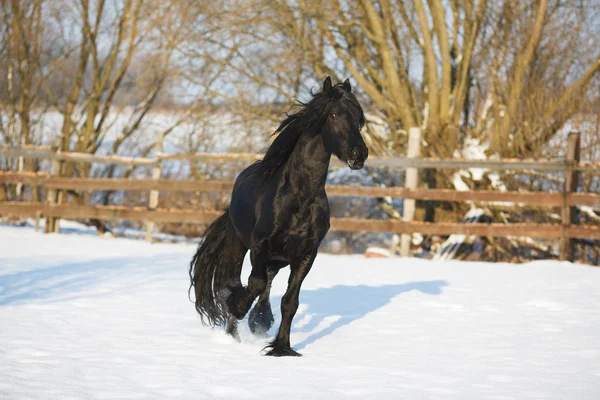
(581, 206, 600, 221)
(452, 137, 488, 193)
(452, 137, 512, 210)
(550, 119, 598, 162)
(1, 225, 600, 399)
(454, 137, 489, 181)
(452, 170, 471, 192)
(12, 218, 197, 244)
(452, 137, 508, 193)
(434, 207, 485, 261)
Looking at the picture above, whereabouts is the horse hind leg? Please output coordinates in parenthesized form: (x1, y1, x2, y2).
(225, 314, 241, 342)
(248, 266, 280, 336)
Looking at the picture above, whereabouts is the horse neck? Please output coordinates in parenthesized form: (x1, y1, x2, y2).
(284, 133, 330, 194)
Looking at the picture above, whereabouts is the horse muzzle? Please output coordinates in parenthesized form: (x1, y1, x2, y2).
(347, 146, 368, 170)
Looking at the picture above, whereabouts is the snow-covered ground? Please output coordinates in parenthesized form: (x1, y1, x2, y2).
(1, 225, 599, 399)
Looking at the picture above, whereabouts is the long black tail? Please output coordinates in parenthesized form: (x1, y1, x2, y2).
(188, 209, 246, 326)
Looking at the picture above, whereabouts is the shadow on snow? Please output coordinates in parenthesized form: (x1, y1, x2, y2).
(0, 248, 448, 354)
(270, 280, 448, 350)
(0, 255, 181, 305)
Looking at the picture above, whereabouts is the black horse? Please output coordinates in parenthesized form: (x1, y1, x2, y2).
(189, 76, 368, 356)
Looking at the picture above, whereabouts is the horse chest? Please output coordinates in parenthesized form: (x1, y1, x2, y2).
(278, 196, 330, 250)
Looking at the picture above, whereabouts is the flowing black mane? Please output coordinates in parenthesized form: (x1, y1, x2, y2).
(253, 84, 363, 179)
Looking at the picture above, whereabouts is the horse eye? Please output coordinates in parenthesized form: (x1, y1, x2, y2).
(331, 113, 337, 120)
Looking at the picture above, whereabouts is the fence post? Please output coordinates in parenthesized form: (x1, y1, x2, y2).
(44, 140, 62, 233)
(145, 132, 164, 243)
(16, 137, 24, 199)
(400, 127, 421, 257)
(560, 131, 580, 262)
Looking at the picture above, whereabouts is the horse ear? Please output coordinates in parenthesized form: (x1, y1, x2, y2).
(342, 78, 352, 93)
(323, 76, 333, 93)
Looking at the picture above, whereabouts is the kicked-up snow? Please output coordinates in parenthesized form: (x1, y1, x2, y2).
(1, 225, 599, 399)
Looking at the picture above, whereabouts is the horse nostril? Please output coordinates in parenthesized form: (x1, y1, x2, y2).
(350, 148, 359, 159)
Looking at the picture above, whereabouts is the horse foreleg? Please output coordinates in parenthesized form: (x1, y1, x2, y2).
(264, 251, 316, 357)
(249, 267, 278, 336)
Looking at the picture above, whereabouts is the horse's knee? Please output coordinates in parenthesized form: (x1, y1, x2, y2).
(248, 275, 267, 297)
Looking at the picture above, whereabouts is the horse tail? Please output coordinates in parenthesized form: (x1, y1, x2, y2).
(188, 209, 246, 326)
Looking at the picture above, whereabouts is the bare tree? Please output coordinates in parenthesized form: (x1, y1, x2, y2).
(258, 1, 600, 155)
(479, 1, 600, 157)
(241, 0, 600, 221)
(0, 0, 47, 200)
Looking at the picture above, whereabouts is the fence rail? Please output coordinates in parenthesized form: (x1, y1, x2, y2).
(1, 171, 599, 207)
(1, 138, 599, 262)
(1, 202, 599, 240)
(2, 145, 600, 171)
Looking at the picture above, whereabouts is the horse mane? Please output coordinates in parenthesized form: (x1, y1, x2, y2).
(251, 84, 361, 179)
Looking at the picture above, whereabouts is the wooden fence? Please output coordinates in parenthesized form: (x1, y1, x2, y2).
(1, 132, 599, 262)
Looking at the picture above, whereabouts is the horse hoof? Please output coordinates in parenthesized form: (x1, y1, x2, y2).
(264, 346, 302, 357)
(248, 304, 274, 336)
(249, 325, 270, 338)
